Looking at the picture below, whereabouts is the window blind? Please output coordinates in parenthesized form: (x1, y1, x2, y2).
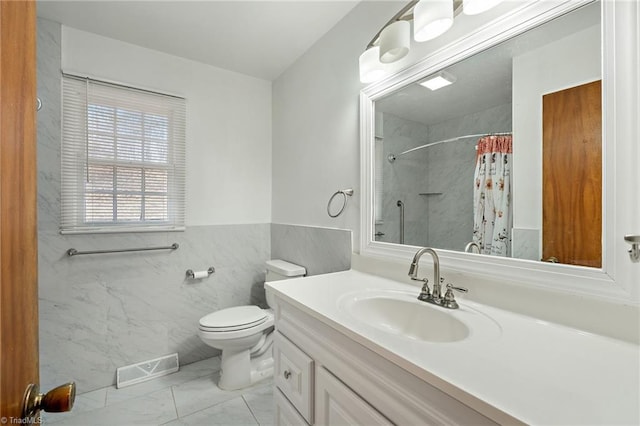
(61, 75, 186, 233)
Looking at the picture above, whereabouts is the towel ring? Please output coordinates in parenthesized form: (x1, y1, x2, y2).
(327, 189, 354, 218)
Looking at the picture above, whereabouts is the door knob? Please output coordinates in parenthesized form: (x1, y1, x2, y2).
(22, 382, 76, 418)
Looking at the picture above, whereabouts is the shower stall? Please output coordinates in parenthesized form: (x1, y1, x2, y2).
(374, 105, 512, 251)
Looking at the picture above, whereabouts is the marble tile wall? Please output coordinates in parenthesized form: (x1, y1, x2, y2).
(37, 225, 271, 393)
(512, 227, 540, 261)
(377, 114, 431, 246)
(37, 19, 353, 394)
(270, 224, 351, 276)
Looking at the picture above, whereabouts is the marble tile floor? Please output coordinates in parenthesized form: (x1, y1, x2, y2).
(42, 357, 274, 426)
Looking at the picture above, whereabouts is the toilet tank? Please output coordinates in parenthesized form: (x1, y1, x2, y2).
(265, 259, 306, 307)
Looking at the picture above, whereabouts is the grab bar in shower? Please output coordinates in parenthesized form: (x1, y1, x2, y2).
(397, 200, 405, 244)
(67, 243, 179, 257)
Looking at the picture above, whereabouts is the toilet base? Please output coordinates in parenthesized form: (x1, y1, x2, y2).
(218, 334, 274, 390)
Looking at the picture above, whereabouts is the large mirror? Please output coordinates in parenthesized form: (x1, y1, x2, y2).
(371, 1, 602, 268)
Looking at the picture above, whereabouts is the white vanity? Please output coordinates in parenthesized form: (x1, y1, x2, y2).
(266, 269, 639, 425)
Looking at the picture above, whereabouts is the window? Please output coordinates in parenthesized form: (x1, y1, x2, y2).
(61, 75, 186, 233)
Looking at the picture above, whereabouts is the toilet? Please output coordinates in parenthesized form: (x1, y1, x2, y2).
(197, 259, 306, 390)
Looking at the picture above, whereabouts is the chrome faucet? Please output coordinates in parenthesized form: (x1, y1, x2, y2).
(408, 247, 441, 302)
(464, 242, 481, 254)
(408, 247, 467, 309)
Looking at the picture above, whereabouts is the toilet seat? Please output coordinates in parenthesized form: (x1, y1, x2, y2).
(199, 318, 267, 332)
(199, 306, 274, 339)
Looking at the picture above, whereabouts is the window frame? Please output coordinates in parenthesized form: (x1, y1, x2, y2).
(61, 74, 186, 234)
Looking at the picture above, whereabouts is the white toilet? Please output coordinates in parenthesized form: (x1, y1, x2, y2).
(197, 259, 306, 390)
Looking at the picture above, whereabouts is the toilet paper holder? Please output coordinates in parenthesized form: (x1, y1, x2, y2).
(186, 267, 215, 279)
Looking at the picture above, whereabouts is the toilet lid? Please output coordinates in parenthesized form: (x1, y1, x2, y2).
(199, 306, 267, 330)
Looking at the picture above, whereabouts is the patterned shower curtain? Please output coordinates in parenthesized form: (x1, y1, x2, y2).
(472, 135, 513, 257)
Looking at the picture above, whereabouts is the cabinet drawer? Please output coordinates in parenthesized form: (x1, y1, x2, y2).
(275, 388, 310, 426)
(274, 331, 314, 424)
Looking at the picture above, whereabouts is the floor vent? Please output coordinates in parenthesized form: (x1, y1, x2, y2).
(116, 353, 179, 388)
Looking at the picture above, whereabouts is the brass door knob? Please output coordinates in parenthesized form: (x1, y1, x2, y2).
(22, 382, 76, 418)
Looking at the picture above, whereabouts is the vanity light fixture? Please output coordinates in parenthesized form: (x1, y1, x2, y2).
(462, 0, 504, 15)
(419, 71, 456, 90)
(359, 0, 502, 84)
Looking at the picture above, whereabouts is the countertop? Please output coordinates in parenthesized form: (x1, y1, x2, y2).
(266, 269, 640, 425)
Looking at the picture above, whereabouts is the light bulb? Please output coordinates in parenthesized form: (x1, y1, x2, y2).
(413, 0, 454, 42)
(463, 0, 503, 15)
(359, 46, 386, 84)
(379, 21, 410, 64)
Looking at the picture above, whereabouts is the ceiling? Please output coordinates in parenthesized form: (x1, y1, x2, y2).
(36, 0, 360, 81)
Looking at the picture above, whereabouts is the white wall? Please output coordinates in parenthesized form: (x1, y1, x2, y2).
(62, 27, 272, 226)
(271, 1, 527, 249)
(272, 2, 401, 246)
(512, 24, 601, 253)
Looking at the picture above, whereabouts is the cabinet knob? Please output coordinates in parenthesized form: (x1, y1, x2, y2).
(283, 370, 291, 379)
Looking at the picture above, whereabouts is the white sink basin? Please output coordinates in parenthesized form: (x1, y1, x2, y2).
(339, 290, 501, 343)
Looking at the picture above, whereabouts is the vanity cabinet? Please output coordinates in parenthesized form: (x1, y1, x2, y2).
(272, 296, 502, 426)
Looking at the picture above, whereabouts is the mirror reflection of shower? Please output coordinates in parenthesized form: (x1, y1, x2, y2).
(376, 106, 512, 250)
(396, 200, 404, 244)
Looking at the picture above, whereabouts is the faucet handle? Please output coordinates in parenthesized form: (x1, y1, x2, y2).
(416, 278, 431, 302)
(442, 283, 468, 309)
(446, 283, 468, 293)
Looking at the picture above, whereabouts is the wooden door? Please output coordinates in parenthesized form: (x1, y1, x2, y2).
(0, 0, 39, 420)
(542, 80, 602, 267)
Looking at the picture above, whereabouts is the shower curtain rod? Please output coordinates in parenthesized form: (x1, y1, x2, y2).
(387, 132, 512, 163)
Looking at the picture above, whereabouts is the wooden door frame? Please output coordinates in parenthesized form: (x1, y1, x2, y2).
(0, 0, 39, 420)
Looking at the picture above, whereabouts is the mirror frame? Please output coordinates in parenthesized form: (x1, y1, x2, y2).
(360, 0, 639, 303)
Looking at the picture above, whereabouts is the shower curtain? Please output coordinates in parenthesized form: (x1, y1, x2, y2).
(472, 135, 512, 257)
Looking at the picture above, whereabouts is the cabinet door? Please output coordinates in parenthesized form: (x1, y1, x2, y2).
(315, 366, 392, 426)
(275, 388, 309, 426)
(274, 331, 314, 423)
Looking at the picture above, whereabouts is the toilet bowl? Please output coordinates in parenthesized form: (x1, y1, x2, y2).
(197, 260, 306, 390)
(198, 305, 275, 390)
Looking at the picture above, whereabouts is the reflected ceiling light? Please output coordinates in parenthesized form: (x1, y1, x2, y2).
(463, 0, 503, 15)
(413, 0, 454, 42)
(419, 71, 456, 90)
(359, 46, 386, 84)
(379, 20, 411, 63)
